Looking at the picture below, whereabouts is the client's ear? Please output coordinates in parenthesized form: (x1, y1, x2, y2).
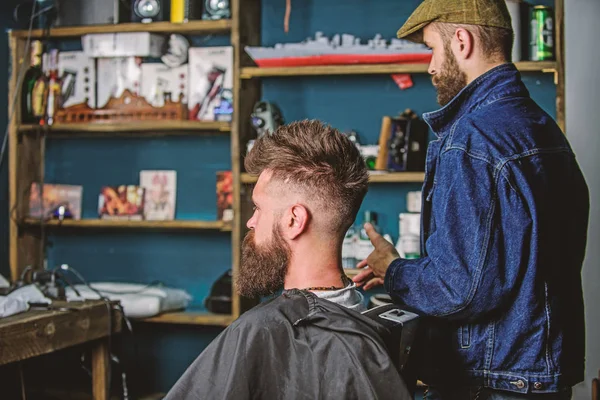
(283, 204, 309, 240)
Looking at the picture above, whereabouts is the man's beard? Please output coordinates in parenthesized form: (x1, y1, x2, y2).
(432, 44, 468, 107)
(235, 227, 291, 298)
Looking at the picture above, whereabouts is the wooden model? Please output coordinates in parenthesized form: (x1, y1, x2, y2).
(55, 90, 188, 124)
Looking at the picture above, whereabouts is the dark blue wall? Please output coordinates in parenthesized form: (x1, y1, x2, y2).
(1, 0, 557, 395)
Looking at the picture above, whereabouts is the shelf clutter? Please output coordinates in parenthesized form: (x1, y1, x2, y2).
(7, 0, 565, 333)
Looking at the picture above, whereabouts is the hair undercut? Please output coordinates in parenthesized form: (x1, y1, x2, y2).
(433, 22, 514, 62)
(245, 119, 369, 233)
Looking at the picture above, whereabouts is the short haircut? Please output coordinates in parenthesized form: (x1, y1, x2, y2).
(433, 22, 514, 62)
(245, 119, 369, 233)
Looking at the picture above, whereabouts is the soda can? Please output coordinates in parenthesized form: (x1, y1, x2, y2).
(530, 5, 555, 61)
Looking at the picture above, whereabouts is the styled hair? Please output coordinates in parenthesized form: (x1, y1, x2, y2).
(245, 119, 369, 233)
(433, 22, 514, 62)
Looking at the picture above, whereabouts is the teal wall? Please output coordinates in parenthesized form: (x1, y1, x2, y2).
(1, 0, 557, 396)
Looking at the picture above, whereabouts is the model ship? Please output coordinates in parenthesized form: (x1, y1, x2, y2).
(245, 32, 432, 68)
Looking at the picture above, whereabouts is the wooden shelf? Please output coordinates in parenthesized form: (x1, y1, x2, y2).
(141, 311, 234, 326)
(18, 120, 231, 137)
(241, 172, 424, 184)
(240, 61, 557, 79)
(368, 172, 425, 183)
(10, 19, 232, 39)
(241, 173, 259, 184)
(23, 218, 232, 232)
(344, 268, 364, 279)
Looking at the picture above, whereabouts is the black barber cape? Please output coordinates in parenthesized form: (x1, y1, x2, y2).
(164, 289, 411, 400)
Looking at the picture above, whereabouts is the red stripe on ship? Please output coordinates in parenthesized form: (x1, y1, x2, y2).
(253, 53, 432, 68)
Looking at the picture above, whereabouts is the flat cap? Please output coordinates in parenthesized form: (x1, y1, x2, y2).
(397, 0, 513, 42)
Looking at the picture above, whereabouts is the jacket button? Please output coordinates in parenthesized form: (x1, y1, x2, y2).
(534, 382, 543, 390)
(516, 380, 525, 389)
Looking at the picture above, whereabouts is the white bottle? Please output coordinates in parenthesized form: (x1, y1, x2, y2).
(396, 213, 421, 259)
(342, 225, 357, 268)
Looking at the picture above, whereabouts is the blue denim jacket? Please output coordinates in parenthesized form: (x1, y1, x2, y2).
(384, 64, 589, 394)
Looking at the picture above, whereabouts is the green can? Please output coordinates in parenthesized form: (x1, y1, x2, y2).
(530, 5, 555, 61)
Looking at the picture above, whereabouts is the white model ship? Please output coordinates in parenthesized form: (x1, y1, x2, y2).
(245, 32, 432, 68)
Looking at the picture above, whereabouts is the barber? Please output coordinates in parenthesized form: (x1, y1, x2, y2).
(353, 0, 589, 398)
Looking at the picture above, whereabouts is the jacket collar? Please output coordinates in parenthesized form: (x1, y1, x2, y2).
(423, 63, 530, 138)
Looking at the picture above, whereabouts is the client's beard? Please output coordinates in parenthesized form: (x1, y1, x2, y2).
(432, 44, 468, 107)
(235, 227, 291, 298)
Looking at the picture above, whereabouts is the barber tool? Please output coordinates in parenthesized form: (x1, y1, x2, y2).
(362, 302, 421, 394)
(250, 101, 284, 137)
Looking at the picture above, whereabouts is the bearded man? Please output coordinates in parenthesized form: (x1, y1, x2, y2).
(353, 1, 590, 399)
(164, 120, 412, 400)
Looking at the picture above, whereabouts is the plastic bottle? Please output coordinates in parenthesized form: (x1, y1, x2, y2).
(356, 211, 379, 262)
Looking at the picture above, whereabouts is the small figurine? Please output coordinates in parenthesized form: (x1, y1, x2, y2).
(52, 203, 73, 221)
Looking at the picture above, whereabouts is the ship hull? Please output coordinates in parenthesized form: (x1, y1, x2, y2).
(250, 53, 432, 68)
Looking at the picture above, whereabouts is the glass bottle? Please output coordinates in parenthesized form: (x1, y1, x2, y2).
(45, 49, 61, 126)
(21, 40, 45, 124)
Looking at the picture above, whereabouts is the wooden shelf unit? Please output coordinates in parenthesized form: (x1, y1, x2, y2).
(141, 311, 234, 326)
(241, 171, 425, 184)
(18, 121, 231, 136)
(10, 19, 232, 39)
(7, 17, 243, 327)
(240, 61, 558, 79)
(22, 218, 232, 232)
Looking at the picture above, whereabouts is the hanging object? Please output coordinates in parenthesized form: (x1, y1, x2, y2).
(284, 0, 291, 33)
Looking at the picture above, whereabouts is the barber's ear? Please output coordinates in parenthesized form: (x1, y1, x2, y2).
(283, 204, 309, 240)
(453, 27, 474, 60)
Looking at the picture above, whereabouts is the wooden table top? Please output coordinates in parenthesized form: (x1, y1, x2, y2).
(0, 300, 123, 366)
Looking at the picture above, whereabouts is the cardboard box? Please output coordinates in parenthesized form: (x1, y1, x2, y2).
(96, 57, 142, 108)
(140, 170, 177, 221)
(58, 51, 96, 108)
(399, 213, 421, 237)
(98, 185, 145, 220)
(188, 46, 233, 122)
(82, 33, 166, 58)
(140, 63, 189, 108)
(216, 171, 233, 222)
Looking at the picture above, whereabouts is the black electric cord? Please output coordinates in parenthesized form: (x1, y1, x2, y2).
(85, 280, 165, 295)
(54, 264, 121, 397)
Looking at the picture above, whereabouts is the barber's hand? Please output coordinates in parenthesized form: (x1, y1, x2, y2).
(352, 223, 400, 290)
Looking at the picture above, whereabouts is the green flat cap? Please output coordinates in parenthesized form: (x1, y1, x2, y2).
(397, 0, 513, 42)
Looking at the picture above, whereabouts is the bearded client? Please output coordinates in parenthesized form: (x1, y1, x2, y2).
(163, 120, 412, 400)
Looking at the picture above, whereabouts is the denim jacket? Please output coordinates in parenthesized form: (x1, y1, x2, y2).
(384, 64, 589, 394)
